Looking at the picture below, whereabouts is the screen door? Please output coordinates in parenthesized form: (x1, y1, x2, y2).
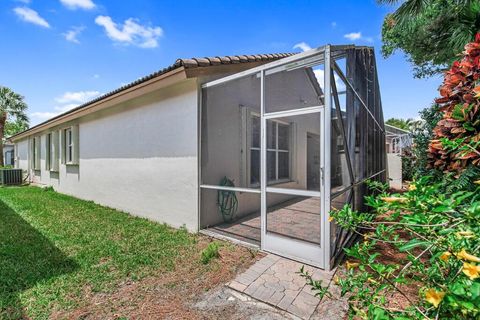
(260, 62, 328, 268)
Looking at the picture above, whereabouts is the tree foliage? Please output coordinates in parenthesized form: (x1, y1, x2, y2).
(385, 117, 415, 131)
(380, 0, 480, 78)
(5, 119, 29, 139)
(428, 34, 480, 172)
(410, 104, 442, 176)
(0, 86, 29, 166)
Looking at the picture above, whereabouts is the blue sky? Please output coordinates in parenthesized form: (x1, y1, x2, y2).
(0, 0, 442, 125)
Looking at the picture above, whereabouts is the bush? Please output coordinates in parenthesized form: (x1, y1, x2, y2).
(400, 149, 414, 181)
(311, 176, 480, 319)
(428, 33, 480, 172)
(411, 104, 442, 177)
(200, 242, 220, 264)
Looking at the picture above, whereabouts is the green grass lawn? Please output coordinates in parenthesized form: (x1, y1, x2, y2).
(0, 186, 198, 319)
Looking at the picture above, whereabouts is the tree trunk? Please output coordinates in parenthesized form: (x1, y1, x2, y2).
(0, 112, 6, 167)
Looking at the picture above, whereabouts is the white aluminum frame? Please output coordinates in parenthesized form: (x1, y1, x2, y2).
(199, 44, 363, 270)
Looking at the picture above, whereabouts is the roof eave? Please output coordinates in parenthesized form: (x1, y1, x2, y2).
(11, 66, 188, 142)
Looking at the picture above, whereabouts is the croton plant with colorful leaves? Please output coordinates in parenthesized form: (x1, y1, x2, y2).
(429, 33, 480, 172)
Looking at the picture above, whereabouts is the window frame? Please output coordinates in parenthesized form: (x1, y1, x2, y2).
(32, 137, 35, 169)
(47, 131, 60, 172)
(64, 127, 73, 164)
(4, 150, 13, 166)
(46, 133, 52, 170)
(32, 136, 41, 171)
(248, 112, 292, 187)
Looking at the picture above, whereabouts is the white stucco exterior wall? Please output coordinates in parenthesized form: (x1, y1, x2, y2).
(387, 153, 402, 190)
(15, 79, 199, 231)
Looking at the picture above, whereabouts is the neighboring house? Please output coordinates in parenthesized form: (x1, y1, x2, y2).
(11, 45, 386, 270)
(385, 124, 412, 154)
(3, 143, 14, 166)
(385, 124, 413, 189)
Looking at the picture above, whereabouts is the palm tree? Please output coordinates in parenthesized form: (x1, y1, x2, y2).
(0, 87, 29, 166)
(378, 0, 480, 77)
(377, 0, 471, 17)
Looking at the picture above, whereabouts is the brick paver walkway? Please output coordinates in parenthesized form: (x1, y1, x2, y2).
(227, 254, 347, 319)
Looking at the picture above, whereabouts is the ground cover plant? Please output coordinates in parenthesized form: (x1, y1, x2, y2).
(303, 32, 480, 319)
(329, 177, 480, 319)
(0, 186, 257, 319)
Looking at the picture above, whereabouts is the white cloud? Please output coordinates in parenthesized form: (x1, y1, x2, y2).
(31, 91, 101, 123)
(55, 103, 81, 113)
(344, 32, 362, 41)
(93, 74, 100, 79)
(293, 42, 312, 52)
(60, 0, 95, 10)
(63, 26, 85, 43)
(343, 32, 374, 43)
(31, 103, 82, 121)
(55, 90, 100, 104)
(313, 69, 345, 93)
(30, 111, 60, 122)
(13, 7, 50, 28)
(331, 21, 337, 28)
(95, 15, 163, 48)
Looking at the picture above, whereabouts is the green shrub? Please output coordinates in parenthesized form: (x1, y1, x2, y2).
(306, 176, 480, 319)
(200, 242, 220, 264)
(400, 149, 414, 181)
(411, 104, 442, 177)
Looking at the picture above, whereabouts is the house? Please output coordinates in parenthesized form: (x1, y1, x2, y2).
(385, 124, 412, 154)
(10, 45, 386, 270)
(385, 124, 413, 189)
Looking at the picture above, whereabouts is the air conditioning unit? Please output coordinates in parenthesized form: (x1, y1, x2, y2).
(0, 169, 23, 185)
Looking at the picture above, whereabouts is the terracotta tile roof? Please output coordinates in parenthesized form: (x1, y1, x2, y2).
(85, 53, 295, 107)
(176, 53, 294, 68)
(11, 52, 295, 139)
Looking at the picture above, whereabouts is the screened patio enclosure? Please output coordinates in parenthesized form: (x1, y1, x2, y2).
(200, 45, 386, 270)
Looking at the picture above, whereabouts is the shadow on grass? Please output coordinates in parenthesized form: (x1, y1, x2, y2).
(0, 199, 77, 319)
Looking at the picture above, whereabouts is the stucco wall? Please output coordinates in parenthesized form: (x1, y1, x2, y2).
(387, 153, 402, 190)
(16, 79, 199, 231)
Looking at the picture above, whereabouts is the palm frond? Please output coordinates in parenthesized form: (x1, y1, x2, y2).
(376, 0, 403, 4)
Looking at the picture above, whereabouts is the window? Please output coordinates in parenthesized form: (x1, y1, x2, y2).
(46, 133, 51, 170)
(4, 151, 14, 166)
(32, 137, 36, 169)
(32, 136, 40, 170)
(250, 115, 260, 185)
(249, 115, 291, 185)
(62, 126, 78, 165)
(14, 144, 18, 168)
(64, 128, 73, 163)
